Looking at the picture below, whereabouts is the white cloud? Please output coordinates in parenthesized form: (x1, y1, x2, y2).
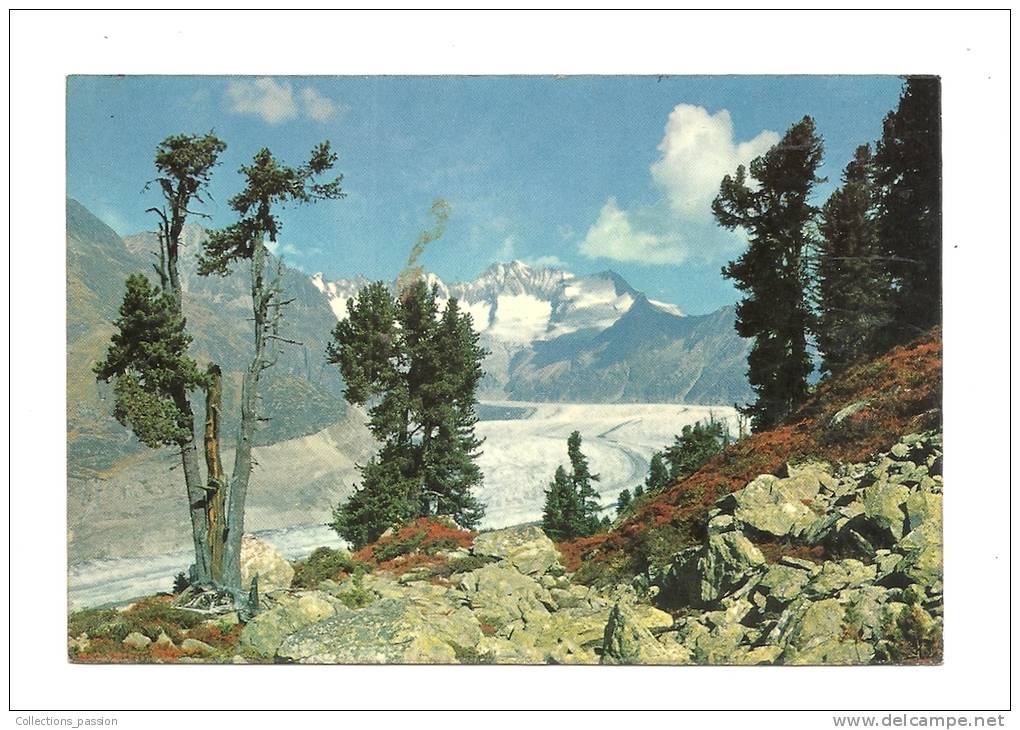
(301, 87, 342, 122)
(650, 104, 778, 222)
(579, 198, 685, 266)
(225, 78, 297, 125)
(496, 235, 516, 261)
(577, 104, 777, 266)
(265, 240, 300, 258)
(225, 78, 343, 125)
(526, 255, 567, 269)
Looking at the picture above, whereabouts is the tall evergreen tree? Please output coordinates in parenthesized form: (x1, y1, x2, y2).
(567, 431, 602, 536)
(815, 144, 894, 375)
(713, 116, 825, 431)
(644, 452, 670, 493)
(616, 488, 632, 515)
(94, 275, 206, 448)
(328, 273, 488, 548)
(542, 465, 575, 542)
(96, 133, 225, 587)
(199, 143, 345, 593)
(541, 431, 602, 540)
(873, 77, 942, 344)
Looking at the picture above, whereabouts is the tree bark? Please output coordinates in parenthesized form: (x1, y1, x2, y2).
(164, 221, 215, 587)
(175, 392, 212, 586)
(221, 239, 270, 594)
(204, 364, 226, 582)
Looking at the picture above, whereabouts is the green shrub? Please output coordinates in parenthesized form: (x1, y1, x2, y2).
(291, 547, 371, 589)
(68, 598, 206, 644)
(336, 574, 376, 609)
(372, 531, 427, 562)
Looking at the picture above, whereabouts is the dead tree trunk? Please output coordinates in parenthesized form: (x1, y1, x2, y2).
(173, 388, 212, 586)
(203, 363, 227, 582)
(158, 217, 215, 587)
(221, 239, 275, 594)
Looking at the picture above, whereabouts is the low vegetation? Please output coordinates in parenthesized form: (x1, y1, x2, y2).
(568, 327, 941, 587)
(291, 547, 371, 589)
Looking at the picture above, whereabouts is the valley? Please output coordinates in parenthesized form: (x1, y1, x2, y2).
(68, 400, 736, 608)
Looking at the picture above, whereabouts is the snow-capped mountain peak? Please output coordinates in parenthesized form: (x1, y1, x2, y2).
(311, 261, 684, 345)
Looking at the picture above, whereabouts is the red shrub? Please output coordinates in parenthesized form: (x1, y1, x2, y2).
(565, 328, 942, 584)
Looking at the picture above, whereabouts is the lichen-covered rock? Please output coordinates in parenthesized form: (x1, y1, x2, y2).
(180, 638, 215, 656)
(601, 603, 689, 665)
(805, 559, 877, 598)
(240, 535, 295, 591)
(471, 526, 561, 576)
(458, 562, 552, 630)
(861, 482, 912, 542)
(276, 595, 483, 664)
(699, 528, 765, 603)
(755, 563, 811, 608)
(892, 519, 942, 588)
(238, 590, 347, 658)
(729, 474, 820, 539)
(122, 631, 151, 650)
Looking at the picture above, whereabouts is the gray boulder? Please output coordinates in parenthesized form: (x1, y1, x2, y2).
(471, 526, 562, 576)
(699, 528, 766, 603)
(601, 603, 690, 665)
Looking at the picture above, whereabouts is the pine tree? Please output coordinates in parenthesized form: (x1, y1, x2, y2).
(327, 266, 488, 548)
(423, 298, 486, 526)
(541, 432, 603, 540)
(542, 465, 574, 542)
(815, 144, 894, 375)
(713, 116, 824, 431)
(663, 419, 727, 481)
(616, 488, 632, 515)
(96, 133, 225, 587)
(873, 77, 942, 345)
(94, 274, 206, 448)
(644, 452, 670, 493)
(567, 431, 602, 536)
(199, 142, 345, 593)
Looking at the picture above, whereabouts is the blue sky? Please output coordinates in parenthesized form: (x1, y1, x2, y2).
(67, 75, 904, 314)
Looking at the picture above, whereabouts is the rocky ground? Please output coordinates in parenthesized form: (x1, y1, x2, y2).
(68, 432, 941, 665)
(647, 431, 943, 664)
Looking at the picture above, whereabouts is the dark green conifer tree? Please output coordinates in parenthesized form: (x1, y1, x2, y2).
(542, 465, 575, 542)
(616, 488, 632, 516)
(328, 277, 487, 548)
(815, 144, 894, 375)
(94, 274, 206, 448)
(713, 117, 825, 431)
(644, 452, 670, 493)
(663, 419, 728, 482)
(567, 431, 602, 536)
(873, 77, 942, 345)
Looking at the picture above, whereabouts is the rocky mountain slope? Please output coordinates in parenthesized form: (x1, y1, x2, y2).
(67, 199, 358, 478)
(66, 327, 943, 664)
(69, 429, 942, 665)
(234, 432, 941, 665)
(646, 432, 942, 664)
(563, 328, 942, 585)
(504, 296, 749, 403)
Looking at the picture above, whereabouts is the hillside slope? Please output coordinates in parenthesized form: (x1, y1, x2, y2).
(66, 199, 353, 477)
(505, 297, 750, 404)
(564, 328, 942, 584)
